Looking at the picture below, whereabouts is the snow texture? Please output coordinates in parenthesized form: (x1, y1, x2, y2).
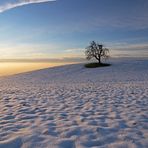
(0, 58, 148, 148)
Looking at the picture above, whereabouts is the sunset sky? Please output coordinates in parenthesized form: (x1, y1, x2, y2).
(0, 0, 148, 62)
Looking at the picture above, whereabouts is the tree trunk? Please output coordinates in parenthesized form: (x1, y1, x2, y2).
(98, 56, 101, 64)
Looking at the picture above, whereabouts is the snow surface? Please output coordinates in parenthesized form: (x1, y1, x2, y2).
(0, 58, 148, 148)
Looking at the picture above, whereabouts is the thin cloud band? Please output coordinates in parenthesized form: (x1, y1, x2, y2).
(0, 0, 56, 13)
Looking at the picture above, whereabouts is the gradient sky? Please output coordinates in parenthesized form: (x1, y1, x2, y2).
(0, 0, 148, 62)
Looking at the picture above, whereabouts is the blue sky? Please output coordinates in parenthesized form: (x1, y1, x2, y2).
(0, 0, 148, 62)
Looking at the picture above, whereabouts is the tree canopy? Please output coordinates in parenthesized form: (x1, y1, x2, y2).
(85, 41, 109, 64)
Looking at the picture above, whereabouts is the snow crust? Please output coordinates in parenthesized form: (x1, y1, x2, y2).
(0, 58, 148, 148)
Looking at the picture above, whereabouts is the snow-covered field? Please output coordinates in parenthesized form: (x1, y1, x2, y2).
(0, 58, 148, 148)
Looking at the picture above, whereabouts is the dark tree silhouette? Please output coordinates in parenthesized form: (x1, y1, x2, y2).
(85, 41, 109, 64)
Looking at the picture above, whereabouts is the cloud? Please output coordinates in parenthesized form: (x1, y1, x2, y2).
(110, 43, 148, 51)
(0, 0, 56, 13)
(65, 48, 84, 53)
(0, 42, 85, 60)
(108, 42, 148, 57)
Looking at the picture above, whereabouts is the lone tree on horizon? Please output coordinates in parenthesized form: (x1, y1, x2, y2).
(85, 41, 109, 64)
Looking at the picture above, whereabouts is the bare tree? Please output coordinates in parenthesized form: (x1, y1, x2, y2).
(85, 41, 109, 64)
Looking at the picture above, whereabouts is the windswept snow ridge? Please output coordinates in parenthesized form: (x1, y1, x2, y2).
(0, 58, 148, 148)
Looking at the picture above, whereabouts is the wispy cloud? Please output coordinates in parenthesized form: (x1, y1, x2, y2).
(0, 0, 56, 13)
(108, 42, 148, 57)
(110, 43, 148, 51)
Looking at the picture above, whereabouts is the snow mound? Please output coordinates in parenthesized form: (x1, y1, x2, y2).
(0, 58, 148, 148)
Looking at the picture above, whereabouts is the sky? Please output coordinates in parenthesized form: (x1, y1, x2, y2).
(0, 0, 148, 62)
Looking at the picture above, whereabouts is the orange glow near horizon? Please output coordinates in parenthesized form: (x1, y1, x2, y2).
(0, 62, 68, 77)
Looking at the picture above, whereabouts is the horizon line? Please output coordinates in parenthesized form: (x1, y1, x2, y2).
(0, 56, 148, 63)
